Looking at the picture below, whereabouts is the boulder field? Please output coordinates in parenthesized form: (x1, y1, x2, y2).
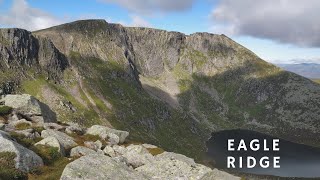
(0, 94, 240, 179)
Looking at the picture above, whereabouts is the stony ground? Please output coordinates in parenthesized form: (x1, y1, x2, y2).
(0, 94, 240, 180)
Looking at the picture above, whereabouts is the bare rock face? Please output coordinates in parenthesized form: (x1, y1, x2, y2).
(60, 154, 149, 180)
(0, 28, 68, 79)
(0, 130, 43, 172)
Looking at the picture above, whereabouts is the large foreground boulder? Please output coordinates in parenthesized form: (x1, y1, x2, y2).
(1, 94, 56, 123)
(41, 129, 77, 150)
(70, 146, 97, 157)
(86, 125, 129, 143)
(201, 169, 241, 180)
(135, 158, 212, 180)
(0, 130, 43, 172)
(156, 151, 195, 165)
(60, 154, 149, 180)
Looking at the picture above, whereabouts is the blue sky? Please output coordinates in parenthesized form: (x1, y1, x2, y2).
(1, 0, 320, 64)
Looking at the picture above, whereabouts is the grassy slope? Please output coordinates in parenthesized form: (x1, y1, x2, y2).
(5, 50, 206, 160)
(69, 52, 207, 160)
(313, 79, 320, 84)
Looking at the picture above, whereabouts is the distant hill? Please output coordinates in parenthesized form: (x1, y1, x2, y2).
(277, 63, 320, 79)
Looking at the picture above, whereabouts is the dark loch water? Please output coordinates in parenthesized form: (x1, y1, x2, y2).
(206, 129, 320, 178)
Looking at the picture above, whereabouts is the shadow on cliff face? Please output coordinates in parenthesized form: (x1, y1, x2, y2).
(174, 59, 320, 148)
(72, 52, 320, 160)
(38, 101, 57, 123)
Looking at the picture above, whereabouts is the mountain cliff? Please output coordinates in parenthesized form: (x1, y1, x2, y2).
(1, 19, 320, 160)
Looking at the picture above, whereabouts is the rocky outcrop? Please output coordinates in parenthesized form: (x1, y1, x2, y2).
(201, 169, 241, 180)
(0, 100, 240, 180)
(60, 154, 149, 180)
(135, 158, 211, 179)
(0, 130, 43, 172)
(0, 28, 68, 79)
(41, 129, 77, 150)
(1, 94, 57, 123)
(86, 125, 129, 143)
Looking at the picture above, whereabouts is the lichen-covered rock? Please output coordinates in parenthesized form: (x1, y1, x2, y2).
(86, 125, 129, 143)
(136, 158, 211, 180)
(0, 130, 43, 172)
(70, 146, 97, 157)
(156, 151, 195, 165)
(65, 122, 84, 135)
(35, 136, 65, 156)
(41, 129, 77, 150)
(84, 140, 102, 151)
(201, 169, 241, 180)
(60, 154, 149, 180)
(112, 145, 127, 156)
(107, 132, 120, 145)
(2, 94, 57, 123)
(123, 144, 154, 168)
(0, 130, 14, 139)
(103, 145, 116, 157)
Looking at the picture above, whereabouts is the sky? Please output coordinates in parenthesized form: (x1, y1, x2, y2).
(0, 0, 320, 64)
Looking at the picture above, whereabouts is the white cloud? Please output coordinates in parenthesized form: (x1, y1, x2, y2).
(113, 15, 152, 28)
(129, 15, 152, 27)
(210, 0, 320, 47)
(0, 0, 63, 31)
(99, 0, 195, 15)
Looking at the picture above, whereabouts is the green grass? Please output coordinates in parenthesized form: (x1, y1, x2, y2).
(10, 132, 42, 149)
(0, 152, 28, 180)
(0, 106, 12, 115)
(14, 122, 32, 130)
(313, 79, 320, 84)
(188, 49, 208, 69)
(4, 131, 71, 180)
(69, 52, 207, 160)
(68, 133, 106, 147)
(28, 157, 72, 180)
(147, 147, 165, 156)
(21, 69, 101, 126)
(32, 145, 61, 165)
(21, 77, 47, 97)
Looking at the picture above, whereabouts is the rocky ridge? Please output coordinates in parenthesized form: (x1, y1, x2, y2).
(0, 20, 319, 161)
(0, 94, 240, 179)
